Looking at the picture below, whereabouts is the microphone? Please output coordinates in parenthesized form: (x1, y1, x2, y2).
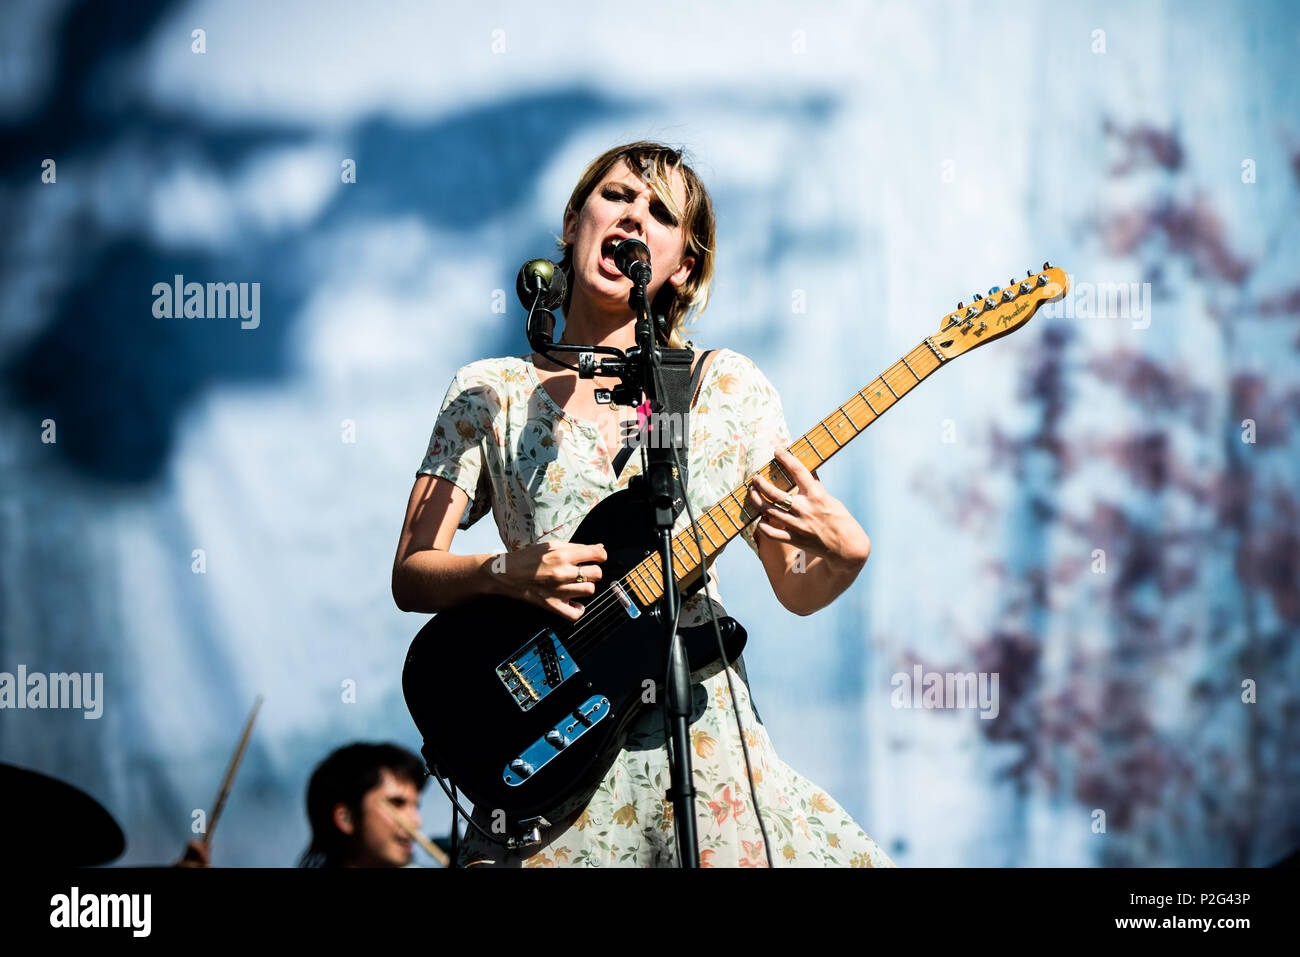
(516, 258, 567, 312)
(613, 239, 652, 285)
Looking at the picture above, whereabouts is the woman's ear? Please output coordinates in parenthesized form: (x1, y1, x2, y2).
(333, 803, 355, 836)
(562, 207, 577, 245)
(669, 254, 696, 288)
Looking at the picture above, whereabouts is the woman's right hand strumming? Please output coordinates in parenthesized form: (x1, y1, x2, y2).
(392, 473, 606, 621)
(488, 540, 607, 622)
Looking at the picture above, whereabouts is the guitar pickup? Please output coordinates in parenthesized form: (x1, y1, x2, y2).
(502, 696, 610, 787)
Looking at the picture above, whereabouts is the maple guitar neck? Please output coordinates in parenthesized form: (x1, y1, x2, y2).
(619, 336, 946, 606)
(616, 263, 1070, 607)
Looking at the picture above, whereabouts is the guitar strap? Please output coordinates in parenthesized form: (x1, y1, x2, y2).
(611, 349, 714, 507)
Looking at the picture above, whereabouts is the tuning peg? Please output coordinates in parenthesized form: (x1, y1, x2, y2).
(1036, 274, 1048, 286)
(1027, 269, 1034, 277)
(965, 306, 979, 318)
(1042, 261, 1051, 270)
(983, 297, 995, 310)
(988, 286, 1000, 295)
(957, 301, 964, 310)
(973, 293, 983, 301)
(1001, 288, 1015, 301)
(1020, 281, 1032, 293)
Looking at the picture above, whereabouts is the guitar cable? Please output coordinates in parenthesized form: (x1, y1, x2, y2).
(423, 764, 514, 851)
(650, 355, 776, 869)
(449, 781, 458, 866)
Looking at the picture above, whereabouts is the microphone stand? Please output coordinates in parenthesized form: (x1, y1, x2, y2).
(626, 274, 700, 870)
(521, 260, 700, 868)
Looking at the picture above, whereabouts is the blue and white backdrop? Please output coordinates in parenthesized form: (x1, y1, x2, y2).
(0, 0, 1297, 866)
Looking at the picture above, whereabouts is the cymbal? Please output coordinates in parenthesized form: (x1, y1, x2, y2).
(0, 763, 125, 866)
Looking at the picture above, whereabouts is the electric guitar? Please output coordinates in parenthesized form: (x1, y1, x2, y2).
(403, 264, 1069, 830)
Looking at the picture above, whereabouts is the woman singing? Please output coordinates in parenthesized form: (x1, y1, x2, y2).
(392, 141, 894, 867)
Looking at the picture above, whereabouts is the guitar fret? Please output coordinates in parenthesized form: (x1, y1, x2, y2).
(819, 421, 842, 448)
(772, 460, 795, 489)
(668, 542, 687, 580)
(697, 521, 719, 549)
(798, 438, 825, 470)
(847, 399, 869, 426)
(835, 407, 862, 433)
(863, 391, 879, 415)
(882, 376, 900, 399)
(630, 564, 652, 602)
(901, 356, 920, 381)
(732, 489, 756, 524)
(639, 562, 659, 597)
(713, 506, 738, 534)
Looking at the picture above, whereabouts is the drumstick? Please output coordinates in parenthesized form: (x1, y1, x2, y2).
(204, 695, 263, 845)
(381, 806, 450, 867)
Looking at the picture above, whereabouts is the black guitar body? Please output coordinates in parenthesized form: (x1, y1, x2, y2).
(402, 485, 747, 829)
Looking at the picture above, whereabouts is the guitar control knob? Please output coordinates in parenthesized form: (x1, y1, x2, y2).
(509, 758, 535, 778)
(545, 730, 571, 750)
(573, 708, 593, 727)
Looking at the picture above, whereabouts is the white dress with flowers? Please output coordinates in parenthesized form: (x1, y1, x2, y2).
(415, 348, 895, 867)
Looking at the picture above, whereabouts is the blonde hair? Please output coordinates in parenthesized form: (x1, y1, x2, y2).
(555, 141, 715, 348)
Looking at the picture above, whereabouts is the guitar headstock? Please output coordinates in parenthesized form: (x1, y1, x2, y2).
(929, 263, 1069, 360)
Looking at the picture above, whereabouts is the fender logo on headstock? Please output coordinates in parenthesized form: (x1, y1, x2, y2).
(997, 300, 1031, 328)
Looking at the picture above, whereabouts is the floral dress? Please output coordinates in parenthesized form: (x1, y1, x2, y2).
(415, 347, 895, 868)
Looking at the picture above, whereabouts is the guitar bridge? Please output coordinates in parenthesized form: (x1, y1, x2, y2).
(496, 629, 579, 711)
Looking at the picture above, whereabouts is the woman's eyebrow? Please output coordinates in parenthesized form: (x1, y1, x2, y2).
(606, 181, 680, 225)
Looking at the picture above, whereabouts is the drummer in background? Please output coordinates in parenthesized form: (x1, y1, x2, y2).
(177, 742, 428, 867)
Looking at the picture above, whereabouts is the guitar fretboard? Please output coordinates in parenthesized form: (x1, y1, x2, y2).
(622, 337, 947, 606)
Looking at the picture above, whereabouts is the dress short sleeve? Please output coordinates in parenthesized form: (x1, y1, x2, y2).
(416, 366, 493, 531)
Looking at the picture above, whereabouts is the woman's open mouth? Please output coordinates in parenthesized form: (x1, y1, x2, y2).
(598, 237, 625, 279)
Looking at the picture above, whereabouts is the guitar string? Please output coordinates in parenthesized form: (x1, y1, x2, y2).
(506, 344, 941, 689)
(508, 342, 939, 687)
(507, 341, 942, 685)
